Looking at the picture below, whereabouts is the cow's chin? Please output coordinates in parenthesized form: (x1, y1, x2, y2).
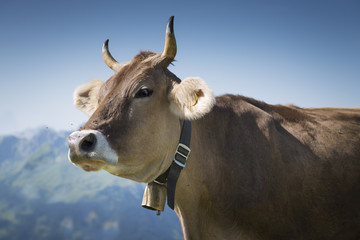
(106, 154, 175, 183)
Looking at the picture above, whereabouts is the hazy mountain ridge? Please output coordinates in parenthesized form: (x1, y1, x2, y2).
(0, 127, 182, 240)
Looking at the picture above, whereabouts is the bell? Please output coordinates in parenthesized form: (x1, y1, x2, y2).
(142, 181, 167, 213)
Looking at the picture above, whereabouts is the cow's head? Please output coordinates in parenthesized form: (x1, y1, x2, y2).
(67, 17, 215, 183)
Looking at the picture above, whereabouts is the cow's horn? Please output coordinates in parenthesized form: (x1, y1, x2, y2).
(161, 16, 177, 60)
(102, 39, 126, 72)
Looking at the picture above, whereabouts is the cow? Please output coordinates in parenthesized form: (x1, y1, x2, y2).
(67, 16, 360, 239)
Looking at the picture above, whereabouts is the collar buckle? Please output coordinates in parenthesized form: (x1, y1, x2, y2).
(174, 143, 191, 168)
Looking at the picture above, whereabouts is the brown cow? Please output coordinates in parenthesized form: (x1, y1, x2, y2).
(68, 17, 360, 239)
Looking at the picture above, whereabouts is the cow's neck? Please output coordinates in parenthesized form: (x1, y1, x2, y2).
(172, 119, 214, 239)
(172, 113, 245, 239)
(165, 119, 191, 209)
(142, 119, 192, 213)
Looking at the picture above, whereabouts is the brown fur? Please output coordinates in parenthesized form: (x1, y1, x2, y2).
(72, 51, 360, 239)
(176, 94, 360, 239)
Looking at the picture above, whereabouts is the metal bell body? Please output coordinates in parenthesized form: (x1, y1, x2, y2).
(142, 181, 167, 212)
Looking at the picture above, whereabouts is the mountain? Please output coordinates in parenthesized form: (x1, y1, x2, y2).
(0, 127, 183, 240)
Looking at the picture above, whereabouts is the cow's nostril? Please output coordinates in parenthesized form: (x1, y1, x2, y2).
(80, 133, 97, 152)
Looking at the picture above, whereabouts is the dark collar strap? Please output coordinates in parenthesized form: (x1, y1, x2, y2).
(166, 120, 191, 209)
(154, 120, 191, 210)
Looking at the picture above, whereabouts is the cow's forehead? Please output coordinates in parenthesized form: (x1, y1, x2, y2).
(99, 51, 162, 100)
(111, 51, 158, 83)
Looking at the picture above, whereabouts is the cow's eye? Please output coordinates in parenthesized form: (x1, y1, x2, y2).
(135, 88, 153, 98)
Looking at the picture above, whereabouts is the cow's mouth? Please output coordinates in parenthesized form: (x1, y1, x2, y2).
(74, 160, 105, 172)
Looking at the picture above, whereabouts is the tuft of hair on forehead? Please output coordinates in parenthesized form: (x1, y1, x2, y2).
(133, 51, 157, 63)
(131, 51, 176, 67)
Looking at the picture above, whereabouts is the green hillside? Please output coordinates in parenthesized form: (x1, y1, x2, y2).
(0, 128, 182, 240)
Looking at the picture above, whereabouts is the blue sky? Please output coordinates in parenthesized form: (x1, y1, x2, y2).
(0, 0, 359, 135)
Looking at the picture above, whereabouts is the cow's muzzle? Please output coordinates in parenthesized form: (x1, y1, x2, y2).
(67, 130, 118, 171)
(68, 132, 96, 154)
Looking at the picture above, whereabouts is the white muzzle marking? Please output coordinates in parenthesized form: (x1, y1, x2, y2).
(67, 130, 118, 165)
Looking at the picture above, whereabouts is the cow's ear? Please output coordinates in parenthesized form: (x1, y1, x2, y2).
(169, 77, 215, 120)
(73, 79, 104, 116)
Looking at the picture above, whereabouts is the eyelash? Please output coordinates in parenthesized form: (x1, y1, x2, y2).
(135, 88, 153, 98)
